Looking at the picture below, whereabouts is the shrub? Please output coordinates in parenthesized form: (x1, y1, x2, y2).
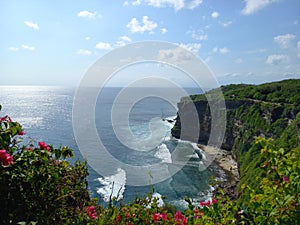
(1, 105, 299, 224)
(0, 109, 91, 224)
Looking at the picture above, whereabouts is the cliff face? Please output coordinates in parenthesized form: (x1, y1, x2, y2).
(171, 79, 300, 161)
(171, 99, 256, 152)
(171, 99, 251, 149)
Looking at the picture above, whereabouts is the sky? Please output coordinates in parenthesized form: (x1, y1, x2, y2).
(1, 0, 300, 87)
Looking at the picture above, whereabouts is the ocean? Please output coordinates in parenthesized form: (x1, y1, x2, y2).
(0, 86, 217, 208)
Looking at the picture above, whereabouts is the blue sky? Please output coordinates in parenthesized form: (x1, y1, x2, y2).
(1, 0, 300, 86)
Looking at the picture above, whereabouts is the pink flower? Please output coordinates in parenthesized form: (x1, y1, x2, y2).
(115, 215, 121, 222)
(152, 213, 169, 222)
(283, 176, 289, 183)
(0, 115, 12, 122)
(0, 115, 8, 122)
(0, 150, 14, 166)
(86, 206, 97, 220)
(152, 213, 162, 222)
(174, 211, 188, 225)
(161, 213, 169, 221)
(18, 130, 25, 135)
(25, 147, 34, 151)
(199, 199, 217, 207)
(194, 208, 204, 218)
(38, 142, 50, 151)
(200, 201, 209, 207)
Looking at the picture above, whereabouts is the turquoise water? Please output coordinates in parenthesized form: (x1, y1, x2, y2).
(0, 86, 215, 208)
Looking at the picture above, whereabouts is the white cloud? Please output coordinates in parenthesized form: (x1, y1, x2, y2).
(115, 42, 126, 47)
(274, 34, 296, 49)
(294, 20, 299, 25)
(85, 37, 91, 41)
(127, 16, 157, 33)
(120, 36, 132, 42)
(186, 0, 203, 9)
(195, 34, 208, 40)
(144, 0, 202, 11)
(96, 42, 112, 50)
(161, 28, 168, 34)
(241, 0, 278, 15)
(212, 47, 218, 53)
(245, 48, 267, 54)
(8, 47, 19, 51)
(115, 36, 132, 47)
(145, 0, 185, 10)
(219, 47, 230, 54)
(132, 0, 142, 5)
(221, 21, 232, 27)
(211, 11, 219, 18)
(212, 47, 230, 54)
(77, 10, 100, 19)
(179, 43, 201, 53)
(224, 72, 240, 78)
(158, 47, 194, 63)
(124, 0, 202, 10)
(21, 44, 35, 51)
(24, 21, 39, 30)
(266, 54, 289, 65)
(77, 49, 92, 55)
(8, 45, 35, 51)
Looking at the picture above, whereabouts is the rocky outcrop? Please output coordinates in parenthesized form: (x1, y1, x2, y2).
(171, 97, 299, 160)
(171, 99, 253, 151)
(171, 79, 300, 202)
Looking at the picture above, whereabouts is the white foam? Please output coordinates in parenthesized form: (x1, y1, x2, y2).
(168, 199, 189, 209)
(191, 143, 206, 160)
(154, 143, 172, 163)
(147, 192, 164, 208)
(162, 116, 177, 128)
(169, 186, 215, 209)
(163, 135, 172, 141)
(96, 168, 126, 202)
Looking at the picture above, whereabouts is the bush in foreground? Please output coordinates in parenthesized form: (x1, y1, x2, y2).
(0, 106, 299, 224)
(0, 110, 91, 224)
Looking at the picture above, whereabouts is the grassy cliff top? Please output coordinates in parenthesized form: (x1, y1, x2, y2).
(181, 79, 300, 105)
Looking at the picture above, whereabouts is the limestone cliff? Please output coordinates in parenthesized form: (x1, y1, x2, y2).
(171, 79, 300, 161)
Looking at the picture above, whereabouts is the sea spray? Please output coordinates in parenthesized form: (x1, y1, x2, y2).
(97, 168, 126, 202)
(154, 143, 172, 163)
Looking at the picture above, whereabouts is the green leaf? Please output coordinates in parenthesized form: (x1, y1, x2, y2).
(278, 148, 284, 155)
(53, 173, 59, 182)
(17, 222, 27, 225)
(284, 194, 294, 204)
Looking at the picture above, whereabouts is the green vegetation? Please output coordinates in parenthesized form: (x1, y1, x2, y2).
(0, 109, 91, 224)
(1, 110, 299, 224)
(221, 79, 300, 105)
(171, 78, 300, 223)
(182, 79, 300, 106)
(1, 79, 300, 224)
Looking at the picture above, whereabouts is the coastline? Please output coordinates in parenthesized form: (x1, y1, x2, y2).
(197, 144, 240, 199)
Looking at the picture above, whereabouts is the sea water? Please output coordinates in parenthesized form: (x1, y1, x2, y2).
(0, 86, 215, 208)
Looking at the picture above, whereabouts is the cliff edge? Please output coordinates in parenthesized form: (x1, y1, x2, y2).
(171, 79, 300, 197)
(171, 79, 300, 160)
